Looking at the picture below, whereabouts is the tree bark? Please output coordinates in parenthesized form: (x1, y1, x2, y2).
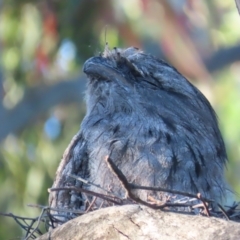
(37, 204, 240, 240)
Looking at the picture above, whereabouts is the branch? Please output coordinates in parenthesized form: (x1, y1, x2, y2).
(204, 44, 240, 72)
(0, 75, 86, 142)
(104, 156, 213, 210)
(236, 0, 240, 15)
(49, 186, 125, 206)
(145, 42, 240, 73)
(1, 44, 240, 142)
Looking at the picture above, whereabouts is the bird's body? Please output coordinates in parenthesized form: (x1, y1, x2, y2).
(49, 47, 227, 223)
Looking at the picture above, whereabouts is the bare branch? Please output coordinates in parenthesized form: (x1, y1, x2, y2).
(68, 174, 114, 195)
(235, 0, 240, 15)
(105, 155, 216, 211)
(1, 44, 240, 142)
(27, 204, 85, 214)
(204, 44, 240, 72)
(49, 186, 125, 205)
(130, 183, 214, 203)
(0, 75, 86, 142)
(25, 207, 47, 240)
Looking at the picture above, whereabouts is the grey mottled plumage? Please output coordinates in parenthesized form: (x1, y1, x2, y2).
(49, 47, 227, 221)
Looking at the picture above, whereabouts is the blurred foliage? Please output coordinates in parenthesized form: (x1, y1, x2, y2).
(0, 0, 240, 238)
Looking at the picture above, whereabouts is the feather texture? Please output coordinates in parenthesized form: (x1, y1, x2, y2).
(49, 47, 227, 222)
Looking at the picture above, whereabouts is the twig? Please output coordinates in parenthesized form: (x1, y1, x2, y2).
(105, 156, 174, 209)
(49, 186, 124, 205)
(1, 191, 240, 239)
(86, 197, 97, 213)
(197, 193, 210, 217)
(25, 207, 47, 240)
(27, 204, 85, 214)
(218, 203, 230, 221)
(130, 184, 214, 203)
(0, 212, 39, 221)
(105, 156, 217, 211)
(68, 174, 114, 195)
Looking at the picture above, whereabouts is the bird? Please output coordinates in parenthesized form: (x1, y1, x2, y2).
(49, 46, 227, 224)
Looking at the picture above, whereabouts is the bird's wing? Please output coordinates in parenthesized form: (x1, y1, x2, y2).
(49, 131, 88, 212)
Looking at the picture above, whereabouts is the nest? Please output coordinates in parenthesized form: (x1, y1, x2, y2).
(1, 157, 240, 239)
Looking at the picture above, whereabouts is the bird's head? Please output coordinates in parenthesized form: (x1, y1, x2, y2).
(83, 47, 202, 115)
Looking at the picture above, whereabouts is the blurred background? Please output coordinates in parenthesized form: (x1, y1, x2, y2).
(0, 0, 240, 238)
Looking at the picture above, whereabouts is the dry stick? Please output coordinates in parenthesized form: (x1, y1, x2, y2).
(17, 217, 42, 238)
(28, 203, 84, 228)
(225, 202, 240, 214)
(105, 156, 163, 209)
(105, 156, 217, 210)
(105, 156, 190, 209)
(25, 207, 47, 240)
(49, 186, 124, 205)
(225, 204, 240, 219)
(0, 212, 39, 235)
(68, 174, 114, 195)
(228, 211, 240, 219)
(217, 203, 230, 221)
(99, 200, 105, 209)
(49, 214, 71, 225)
(25, 219, 39, 239)
(46, 210, 55, 230)
(82, 192, 91, 207)
(0, 212, 39, 221)
(130, 184, 214, 203)
(27, 204, 76, 230)
(86, 197, 97, 213)
(196, 193, 210, 217)
(28, 204, 85, 214)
